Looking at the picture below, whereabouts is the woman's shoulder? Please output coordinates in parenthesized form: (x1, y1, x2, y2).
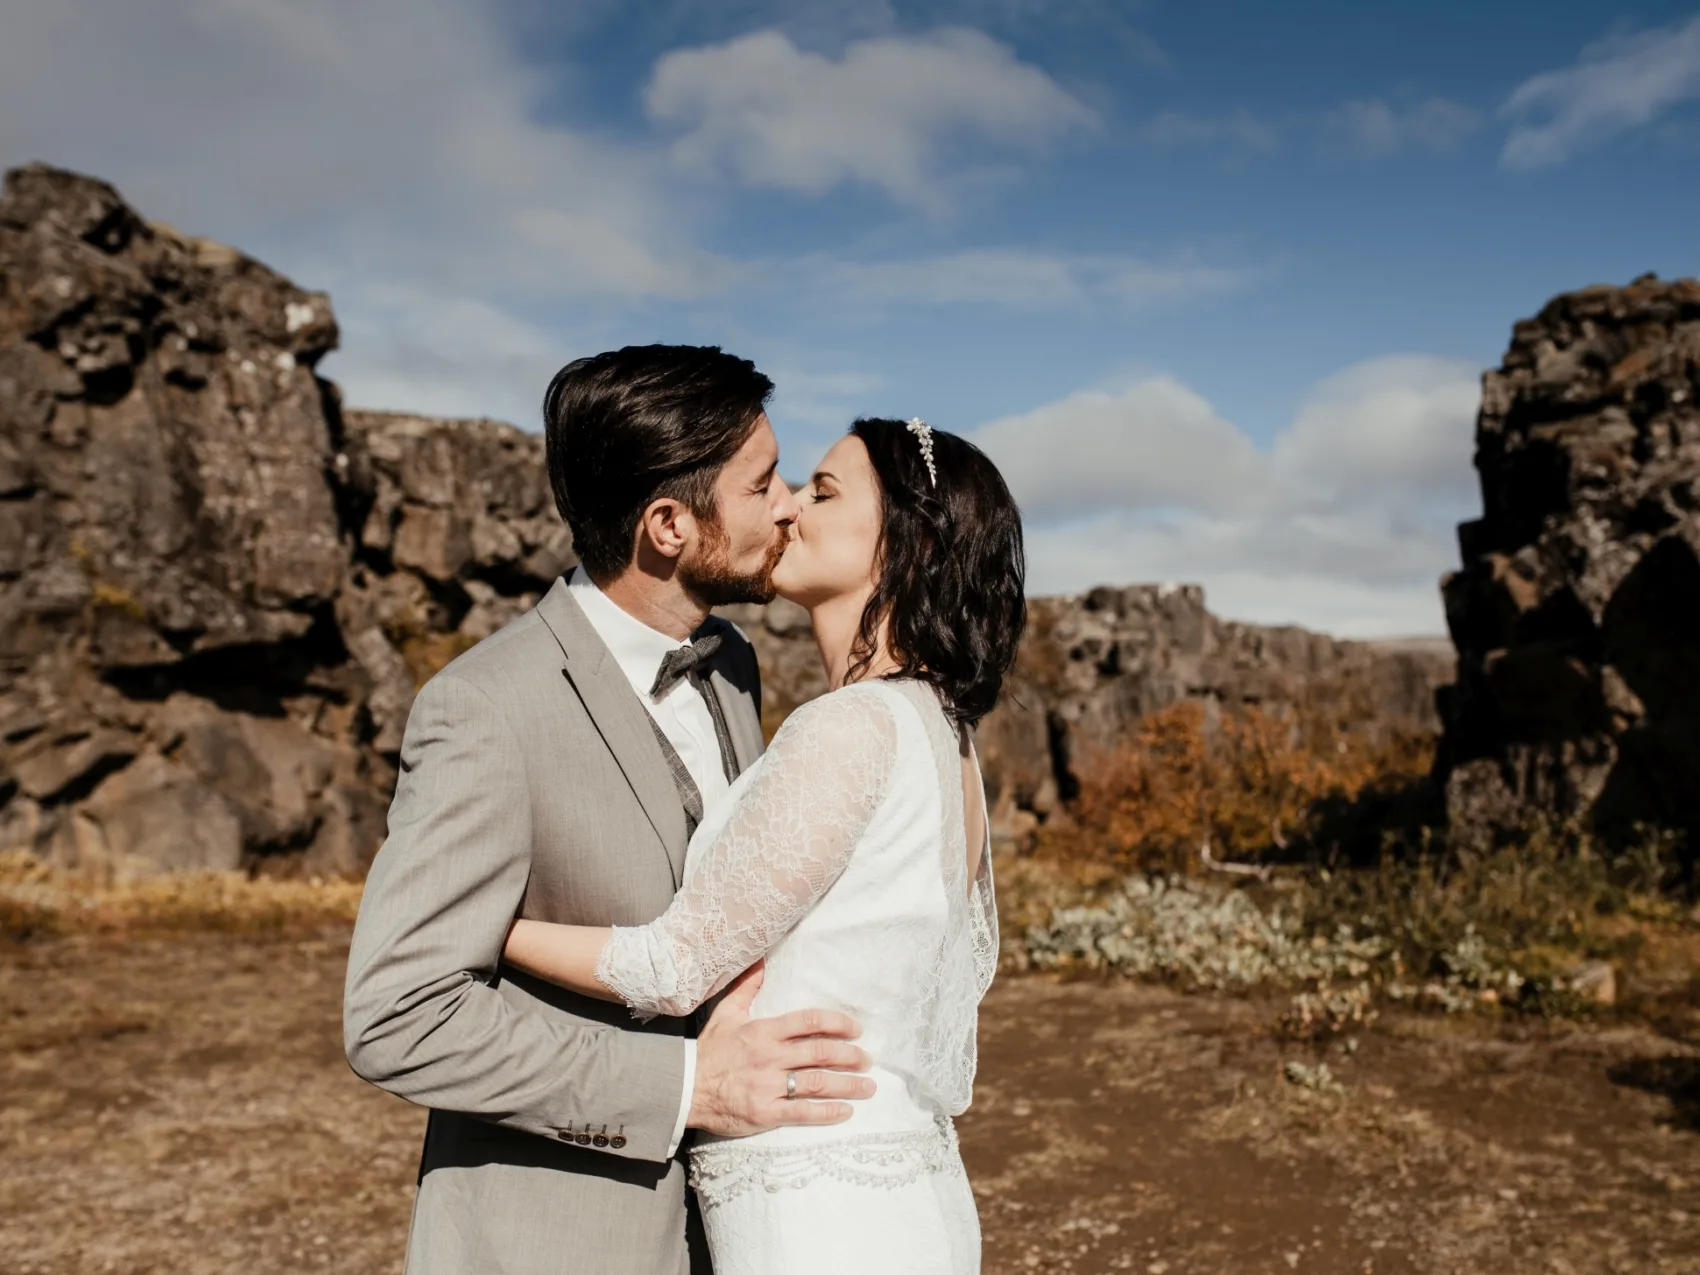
(767, 680, 916, 763)
(774, 679, 895, 731)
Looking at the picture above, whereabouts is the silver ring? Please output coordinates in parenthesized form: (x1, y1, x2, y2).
(785, 1070, 797, 1100)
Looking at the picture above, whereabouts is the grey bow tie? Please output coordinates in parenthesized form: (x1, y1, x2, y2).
(645, 631, 739, 802)
(649, 632, 726, 700)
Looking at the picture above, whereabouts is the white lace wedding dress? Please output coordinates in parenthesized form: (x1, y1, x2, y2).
(597, 678, 998, 1275)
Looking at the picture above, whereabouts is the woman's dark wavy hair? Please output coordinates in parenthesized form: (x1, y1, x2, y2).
(845, 418, 1026, 727)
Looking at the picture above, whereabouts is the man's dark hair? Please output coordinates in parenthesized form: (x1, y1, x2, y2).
(845, 418, 1027, 727)
(543, 345, 774, 581)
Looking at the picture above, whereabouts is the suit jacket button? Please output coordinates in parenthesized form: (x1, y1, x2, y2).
(556, 1128, 574, 1142)
(593, 1133, 609, 1148)
(610, 1135, 628, 1149)
(575, 1132, 592, 1145)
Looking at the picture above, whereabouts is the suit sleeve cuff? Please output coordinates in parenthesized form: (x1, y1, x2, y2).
(666, 1038, 696, 1158)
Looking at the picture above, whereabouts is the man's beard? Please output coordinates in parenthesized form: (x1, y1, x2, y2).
(679, 519, 788, 608)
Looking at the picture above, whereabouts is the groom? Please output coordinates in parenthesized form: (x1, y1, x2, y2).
(344, 345, 872, 1275)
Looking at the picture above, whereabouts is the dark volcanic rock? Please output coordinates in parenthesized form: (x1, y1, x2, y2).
(1438, 274, 1700, 850)
(0, 165, 574, 877)
(336, 410, 573, 751)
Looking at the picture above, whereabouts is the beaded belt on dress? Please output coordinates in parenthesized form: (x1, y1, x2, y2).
(688, 1117, 962, 1209)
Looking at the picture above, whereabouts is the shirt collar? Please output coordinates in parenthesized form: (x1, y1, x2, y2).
(567, 567, 690, 701)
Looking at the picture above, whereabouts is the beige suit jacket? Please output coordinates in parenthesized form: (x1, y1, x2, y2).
(344, 577, 764, 1275)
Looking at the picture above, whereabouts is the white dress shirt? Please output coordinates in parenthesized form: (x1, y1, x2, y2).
(567, 567, 733, 1158)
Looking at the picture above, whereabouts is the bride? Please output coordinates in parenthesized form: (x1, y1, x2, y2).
(500, 416, 1026, 1274)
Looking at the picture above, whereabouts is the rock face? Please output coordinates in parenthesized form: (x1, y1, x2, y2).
(0, 165, 573, 877)
(0, 162, 1456, 877)
(1438, 275, 1700, 851)
(729, 584, 1455, 848)
(335, 409, 573, 754)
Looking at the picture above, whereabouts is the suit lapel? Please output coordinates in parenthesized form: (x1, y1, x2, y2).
(707, 663, 763, 774)
(535, 579, 690, 887)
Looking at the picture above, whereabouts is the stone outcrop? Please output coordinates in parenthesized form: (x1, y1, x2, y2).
(0, 165, 573, 877)
(0, 162, 1457, 877)
(335, 409, 572, 753)
(1438, 275, 1700, 851)
(730, 585, 1455, 849)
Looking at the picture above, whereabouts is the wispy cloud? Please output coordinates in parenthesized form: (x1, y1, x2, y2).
(1143, 110, 1280, 154)
(645, 27, 1096, 211)
(810, 248, 1252, 311)
(970, 355, 1483, 635)
(1143, 97, 1478, 161)
(1324, 97, 1480, 156)
(1502, 12, 1700, 169)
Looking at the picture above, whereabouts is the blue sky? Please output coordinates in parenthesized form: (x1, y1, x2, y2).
(3, 1, 1698, 635)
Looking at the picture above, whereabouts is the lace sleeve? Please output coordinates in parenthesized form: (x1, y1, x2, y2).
(596, 685, 898, 1017)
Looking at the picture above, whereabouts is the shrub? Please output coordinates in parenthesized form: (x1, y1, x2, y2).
(1036, 700, 1434, 873)
(1015, 819, 1692, 1035)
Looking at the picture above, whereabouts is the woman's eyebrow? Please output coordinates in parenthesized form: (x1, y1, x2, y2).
(811, 469, 837, 485)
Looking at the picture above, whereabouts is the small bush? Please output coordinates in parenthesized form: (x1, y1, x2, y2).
(1036, 700, 1434, 873)
(1297, 819, 1685, 1009)
(1015, 820, 1691, 1034)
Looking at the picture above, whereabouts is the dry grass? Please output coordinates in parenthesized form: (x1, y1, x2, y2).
(0, 851, 363, 940)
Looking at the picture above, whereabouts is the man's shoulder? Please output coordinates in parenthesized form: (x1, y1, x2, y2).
(426, 605, 560, 707)
(699, 612, 762, 728)
(700, 612, 761, 686)
(698, 612, 755, 654)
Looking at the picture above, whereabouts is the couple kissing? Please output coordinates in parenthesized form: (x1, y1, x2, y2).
(344, 343, 1026, 1274)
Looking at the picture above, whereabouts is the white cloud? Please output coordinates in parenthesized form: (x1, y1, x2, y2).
(0, 0, 717, 302)
(971, 355, 1483, 636)
(1272, 355, 1485, 507)
(645, 27, 1096, 210)
(0, 0, 733, 421)
(1502, 13, 1700, 169)
(812, 248, 1251, 310)
(0, 5, 1209, 422)
(1325, 97, 1480, 156)
(324, 283, 570, 428)
(972, 379, 1268, 519)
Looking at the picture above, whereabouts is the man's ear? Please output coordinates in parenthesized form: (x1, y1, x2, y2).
(637, 496, 693, 561)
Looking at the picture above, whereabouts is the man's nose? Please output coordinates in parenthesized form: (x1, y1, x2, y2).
(774, 480, 802, 525)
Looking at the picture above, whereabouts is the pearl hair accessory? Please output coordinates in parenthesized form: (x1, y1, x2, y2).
(905, 417, 938, 487)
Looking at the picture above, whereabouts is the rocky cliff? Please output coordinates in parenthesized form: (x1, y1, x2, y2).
(1438, 275, 1700, 852)
(0, 163, 1455, 876)
(0, 165, 571, 876)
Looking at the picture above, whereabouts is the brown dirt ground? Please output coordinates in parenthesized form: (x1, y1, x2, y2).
(3, 931, 1699, 1275)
